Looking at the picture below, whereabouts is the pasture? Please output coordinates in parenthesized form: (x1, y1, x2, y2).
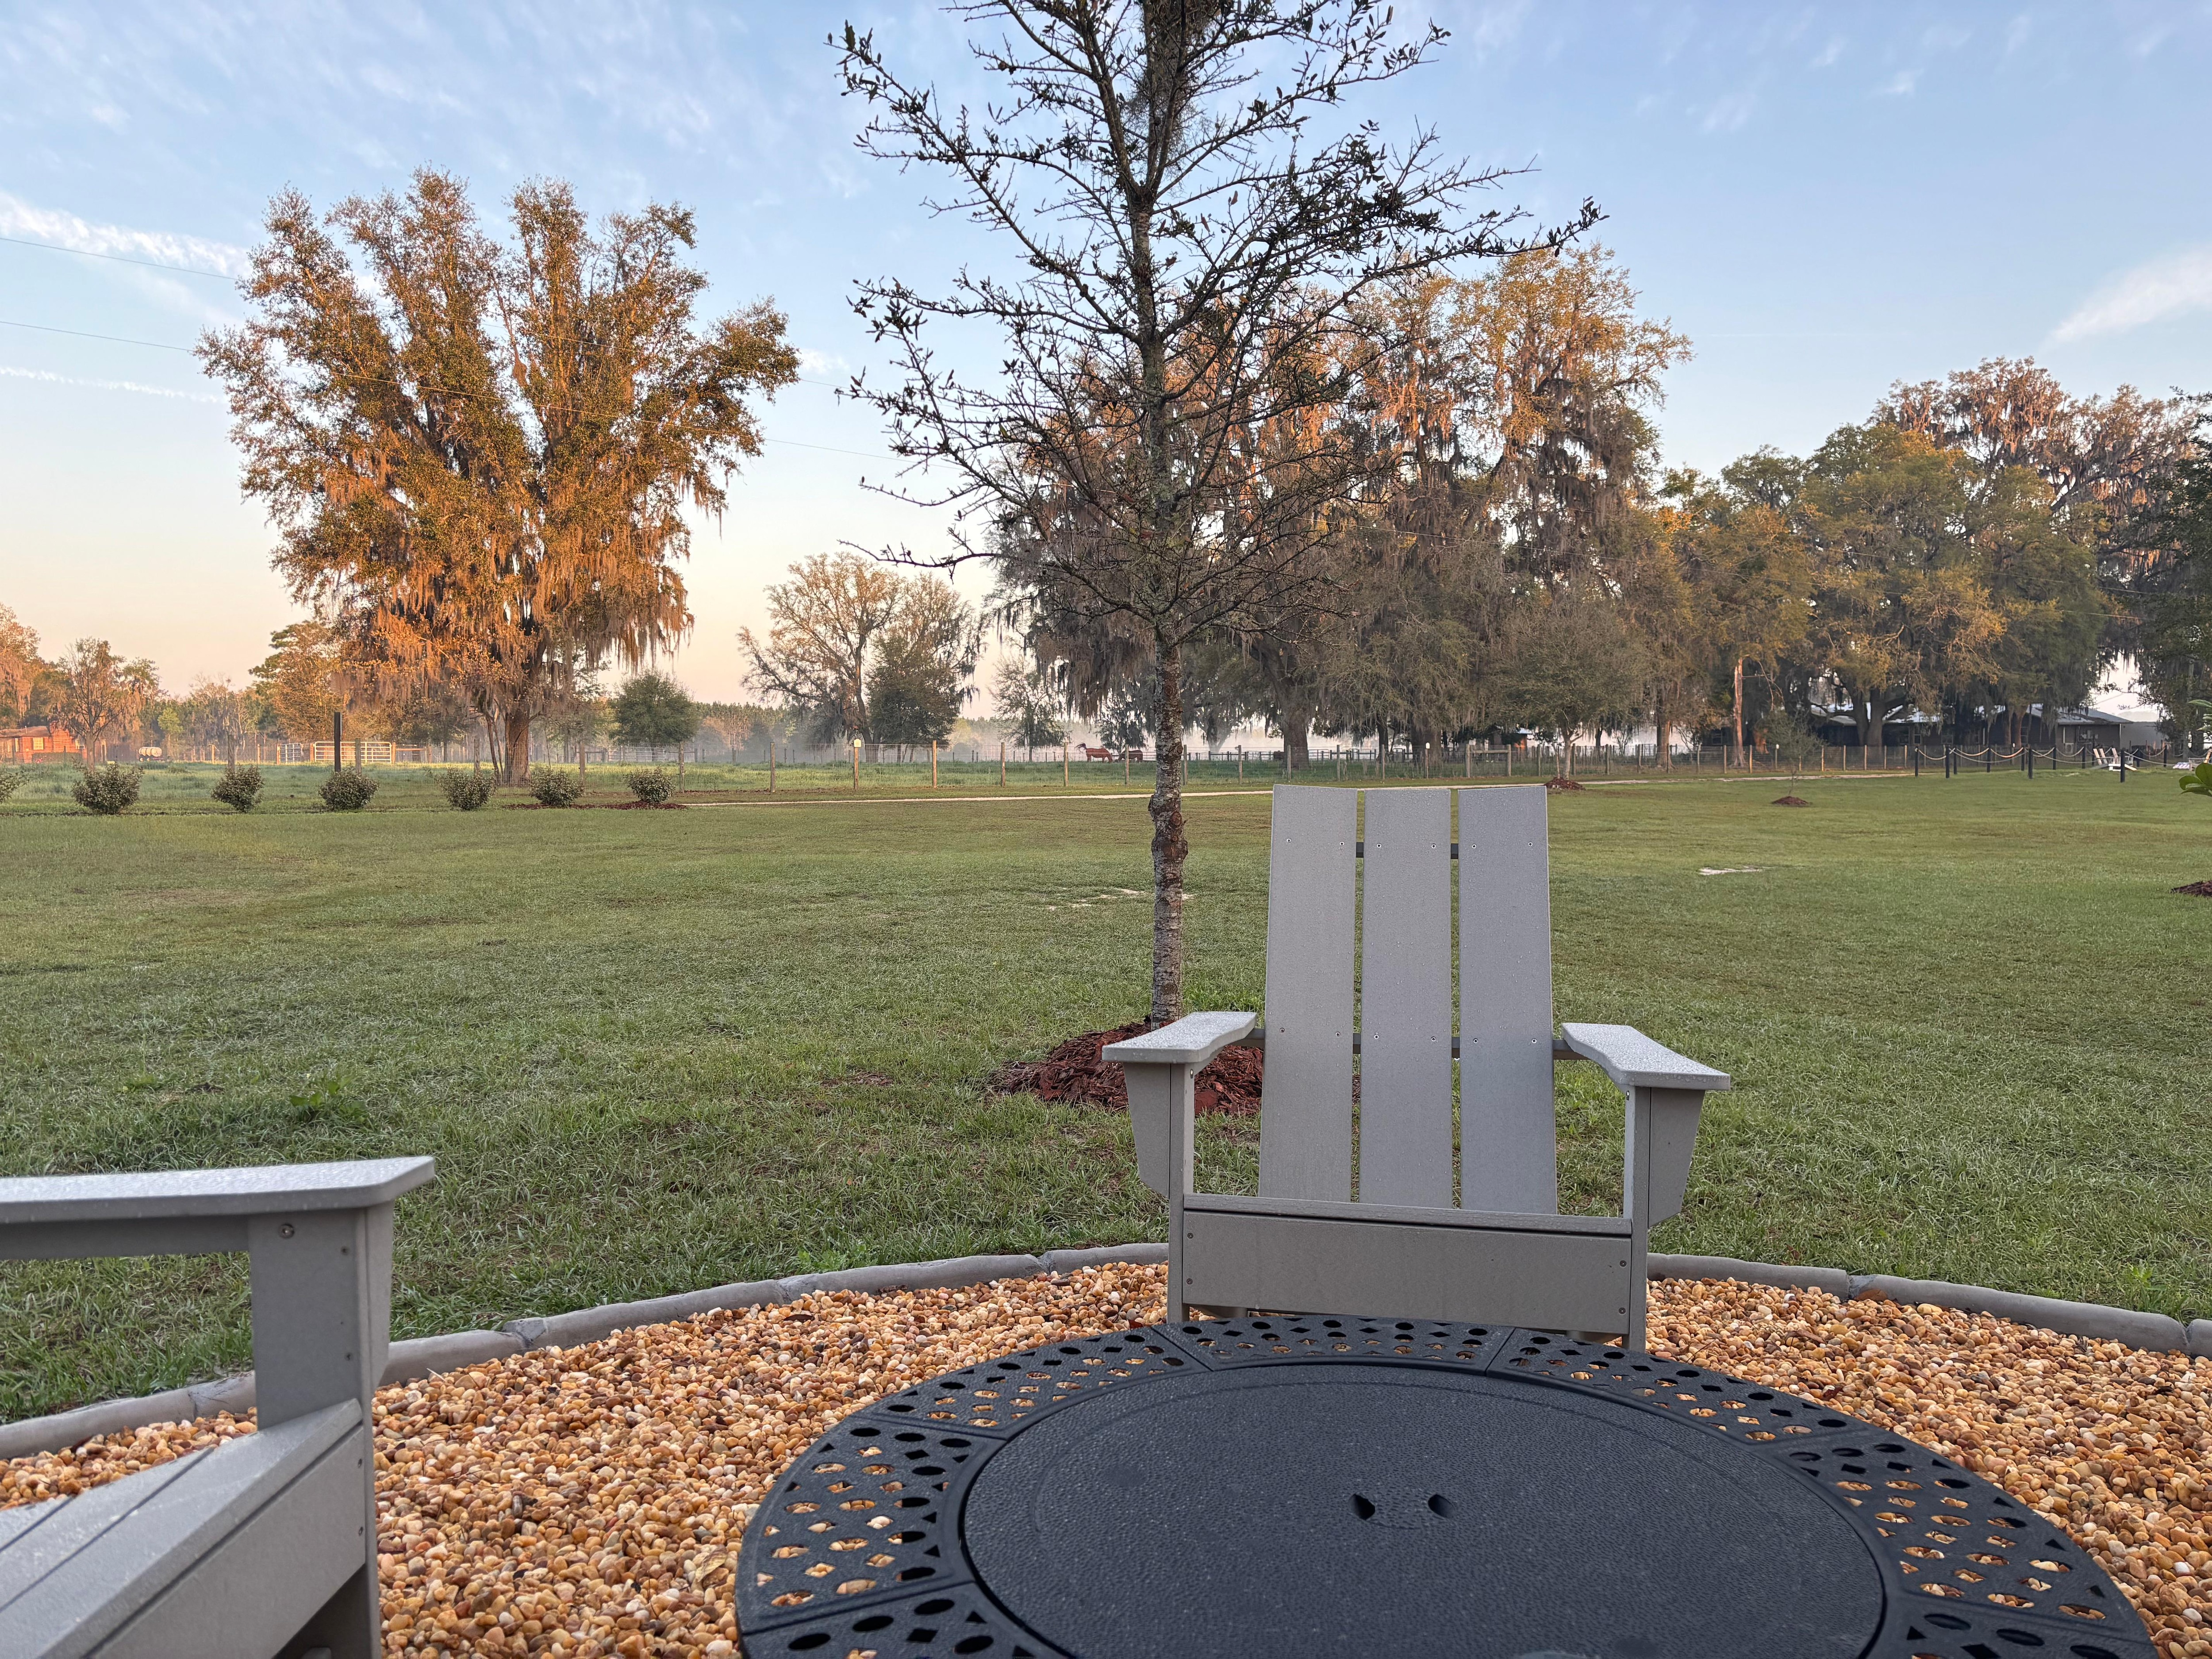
(1, 766, 2204, 1418)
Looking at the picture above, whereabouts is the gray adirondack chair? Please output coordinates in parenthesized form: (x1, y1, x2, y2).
(1104, 783, 1728, 1349)
(0, 1157, 434, 1659)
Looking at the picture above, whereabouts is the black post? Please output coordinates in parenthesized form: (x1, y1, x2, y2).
(2027, 745, 2035, 780)
(1984, 746, 1991, 774)
(331, 709, 343, 774)
(2120, 749, 2128, 782)
(1913, 747, 1920, 778)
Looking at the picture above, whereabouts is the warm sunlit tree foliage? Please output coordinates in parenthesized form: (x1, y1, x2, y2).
(200, 170, 798, 782)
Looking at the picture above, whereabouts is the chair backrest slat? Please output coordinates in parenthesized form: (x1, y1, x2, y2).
(1357, 787, 1455, 1207)
(1257, 786, 1356, 1200)
(1456, 785, 1557, 1214)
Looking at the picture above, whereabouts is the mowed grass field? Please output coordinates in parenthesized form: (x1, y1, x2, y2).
(2, 767, 2206, 1419)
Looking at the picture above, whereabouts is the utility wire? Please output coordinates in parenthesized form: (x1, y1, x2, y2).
(0, 233, 238, 280)
(0, 315, 880, 453)
(0, 317, 196, 351)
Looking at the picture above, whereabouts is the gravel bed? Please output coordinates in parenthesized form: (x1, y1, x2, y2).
(4, 1265, 2208, 1657)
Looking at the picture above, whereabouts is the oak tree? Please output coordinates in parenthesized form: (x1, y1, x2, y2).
(200, 171, 797, 782)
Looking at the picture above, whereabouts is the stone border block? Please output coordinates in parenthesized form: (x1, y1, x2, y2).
(1648, 1253, 1852, 1298)
(1856, 1274, 2187, 1354)
(1041, 1244, 1167, 1273)
(384, 1330, 526, 1384)
(504, 1280, 792, 1352)
(2189, 1319, 2212, 1360)
(0, 1390, 200, 1462)
(775, 1253, 1046, 1301)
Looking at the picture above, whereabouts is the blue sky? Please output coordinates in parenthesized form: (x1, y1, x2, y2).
(4, 2, 2210, 699)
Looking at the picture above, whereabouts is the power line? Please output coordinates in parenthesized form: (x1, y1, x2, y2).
(0, 317, 196, 352)
(0, 315, 849, 396)
(0, 233, 238, 281)
(0, 315, 887, 456)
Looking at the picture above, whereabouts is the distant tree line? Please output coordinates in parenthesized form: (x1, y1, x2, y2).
(996, 278, 2206, 767)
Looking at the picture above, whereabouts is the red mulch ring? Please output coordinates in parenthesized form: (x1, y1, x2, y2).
(1772, 795, 1810, 807)
(2173, 879, 2212, 897)
(989, 1023, 1264, 1116)
(1544, 776, 1586, 791)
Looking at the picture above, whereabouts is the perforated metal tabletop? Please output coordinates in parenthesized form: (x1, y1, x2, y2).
(737, 1316, 2151, 1659)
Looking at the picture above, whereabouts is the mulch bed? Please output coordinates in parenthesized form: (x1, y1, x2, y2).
(6, 1267, 2211, 1657)
(1773, 795, 1811, 806)
(502, 801, 688, 811)
(1544, 776, 1586, 791)
(987, 1023, 1264, 1115)
(2173, 880, 2212, 898)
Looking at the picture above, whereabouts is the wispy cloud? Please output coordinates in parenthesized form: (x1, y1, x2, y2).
(2052, 247, 2212, 342)
(1876, 69, 1919, 96)
(1461, 0, 1533, 61)
(1810, 36, 1845, 69)
(0, 191, 249, 278)
(0, 364, 222, 404)
(1701, 88, 1757, 134)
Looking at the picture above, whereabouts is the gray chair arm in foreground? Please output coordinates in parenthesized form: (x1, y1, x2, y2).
(0, 1157, 434, 1659)
(1106, 785, 1729, 1349)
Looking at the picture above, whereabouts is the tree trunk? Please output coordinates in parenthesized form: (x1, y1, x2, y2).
(1857, 690, 1880, 753)
(1283, 715, 1311, 772)
(503, 707, 531, 784)
(1148, 636, 1190, 1027)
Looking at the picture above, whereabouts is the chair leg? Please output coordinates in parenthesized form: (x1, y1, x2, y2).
(281, 1563, 377, 1659)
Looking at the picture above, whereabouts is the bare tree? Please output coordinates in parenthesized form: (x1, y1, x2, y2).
(837, 0, 1591, 1022)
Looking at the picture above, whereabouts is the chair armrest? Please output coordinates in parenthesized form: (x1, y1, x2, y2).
(1559, 1024, 1730, 1094)
(0, 1158, 436, 1264)
(1102, 1014, 1253, 1201)
(1102, 1011, 1256, 1068)
(0, 1158, 435, 1227)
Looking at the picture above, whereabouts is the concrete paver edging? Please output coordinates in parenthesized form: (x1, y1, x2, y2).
(0, 1241, 2190, 1462)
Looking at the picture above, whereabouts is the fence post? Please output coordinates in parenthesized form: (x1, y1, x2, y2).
(1000, 741, 1006, 787)
(2120, 749, 2128, 782)
(931, 739, 939, 789)
(1064, 745, 1070, 787)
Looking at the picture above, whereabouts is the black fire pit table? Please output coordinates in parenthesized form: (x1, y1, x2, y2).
(738, 1314, 2149, 1659)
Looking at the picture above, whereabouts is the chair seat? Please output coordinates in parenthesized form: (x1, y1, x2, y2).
(0, 1400, 364, 1659)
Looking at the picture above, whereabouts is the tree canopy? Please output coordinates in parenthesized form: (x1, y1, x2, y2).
(200, 170, 798, 781)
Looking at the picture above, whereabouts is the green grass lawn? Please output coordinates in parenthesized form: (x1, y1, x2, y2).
(2, 767, 2206, 1419)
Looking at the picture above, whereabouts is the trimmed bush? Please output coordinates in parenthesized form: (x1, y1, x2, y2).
(438, 769, 497, 811)
(210, 764, 264, 812)
(530, 768, 585, 807)
(73, 764, 142, 815)
(0, 768, 23, 803)
(319, 767, 379, 811)
(626, 767, 674, 805)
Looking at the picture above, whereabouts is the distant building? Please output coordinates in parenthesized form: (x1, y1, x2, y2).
(2051, 706, 2167, 749)
(0, 725, 81, 763)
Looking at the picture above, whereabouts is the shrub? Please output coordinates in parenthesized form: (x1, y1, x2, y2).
(626, 767, 674, 805)
(210, 764, 264, 812)
(438, 769, 497, 810)
(530, 768, 585, 807)
(73, 764, 142, 815)
(0, 767, 23, 803)
(319, 766, 379, 811)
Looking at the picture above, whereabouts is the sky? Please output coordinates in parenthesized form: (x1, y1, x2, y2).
(3, 1, 2211, 704)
